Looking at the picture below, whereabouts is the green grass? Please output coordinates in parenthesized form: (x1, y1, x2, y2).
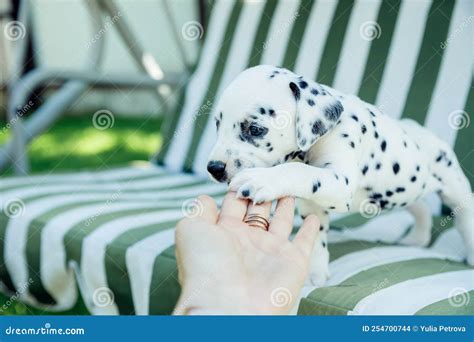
(1, 114, 163, 175)
(0, 114, 163, 314)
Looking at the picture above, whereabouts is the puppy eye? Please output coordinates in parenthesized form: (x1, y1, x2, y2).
(249, 124, 265, 137)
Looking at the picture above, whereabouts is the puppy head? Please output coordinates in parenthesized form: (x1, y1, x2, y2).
(207, 65, 343, 182)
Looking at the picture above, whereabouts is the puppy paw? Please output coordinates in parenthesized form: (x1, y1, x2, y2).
(229, 168, 284, 203)
(306, 247, 330, 287)
(398, 228, 431, 247)
(305, 272, 329, 287)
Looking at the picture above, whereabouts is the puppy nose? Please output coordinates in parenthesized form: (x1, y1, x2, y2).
(207, 160, 227, 182)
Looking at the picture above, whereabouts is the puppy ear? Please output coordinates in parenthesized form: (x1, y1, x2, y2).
(289, 79, 344, 151)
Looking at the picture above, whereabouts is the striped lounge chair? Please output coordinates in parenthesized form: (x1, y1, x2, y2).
(1, 0, 472, 315)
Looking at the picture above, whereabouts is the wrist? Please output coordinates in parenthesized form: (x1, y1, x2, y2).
(174, 282, 260, 315)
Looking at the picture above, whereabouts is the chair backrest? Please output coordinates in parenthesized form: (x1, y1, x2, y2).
(157, 0, 473, 189)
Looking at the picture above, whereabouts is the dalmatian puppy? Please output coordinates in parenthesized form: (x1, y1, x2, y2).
(207, 65, 474, 286)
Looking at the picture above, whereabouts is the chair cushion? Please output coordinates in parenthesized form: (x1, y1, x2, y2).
(1, 165, 472, 315)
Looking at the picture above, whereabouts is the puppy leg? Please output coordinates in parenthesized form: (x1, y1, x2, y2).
(298, 199, 330, 287)
(230, 162, 358, 210)
(439, 180, 474, 265)
(399, 201, 432, 247)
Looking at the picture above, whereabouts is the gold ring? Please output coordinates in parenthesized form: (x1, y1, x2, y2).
(244, 213, 270, 231)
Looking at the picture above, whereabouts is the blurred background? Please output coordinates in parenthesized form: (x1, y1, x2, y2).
(0, 0, 202, 175)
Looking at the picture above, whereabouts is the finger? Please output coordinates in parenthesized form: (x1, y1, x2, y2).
(269, 197, 295, 238)
(293, 215, 320, 257)
(193, 195, 218, 223)
(218, 191, 248, 222)
(245, 201, 272, 229)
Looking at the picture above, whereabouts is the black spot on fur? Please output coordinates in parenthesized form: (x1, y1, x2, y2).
(380, 200, 389, 209)
(362, 165, 369, 175)
(342, 133, 349, 138)
(329, 206, 336, 209)
(310, 88, 319, 96)
(349, 141, 355, 148)
(371, 193, 383, 200)
(312, 180, 321, 193)
(324, 101, 344, 121)
(403, 141, 407, 148)
(381, 140, 387, 152)
(312, 120, 327, 136)
(416, 165, 420, 172)
(361, 124, 367, 134)
(410, 176, 417, 182)
(241, 189, 250, 197)
(371, 120, 376, 127)
(259, 107, 265, 114)
(234, 159, 242, 168)
(374, 131, 379, 139)
(299, 80, 308, 89)
(386, 190, 393, 197)
(307, 99, 315, 106)
(375, 163, 381, 170)
(350, 114, 359, 122)
(393, 162, 400, 175)
(268, 109, 275, 116)
(289, 82, 300, 100)
(344, 177, 349, 185)
(395, 187, 405, 193)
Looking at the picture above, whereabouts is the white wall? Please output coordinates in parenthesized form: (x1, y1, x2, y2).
(2, 0, 201, 116)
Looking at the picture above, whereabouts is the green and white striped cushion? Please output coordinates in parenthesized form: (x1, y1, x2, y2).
(1, 166, 472, 315)
(1, 0, 473, 315)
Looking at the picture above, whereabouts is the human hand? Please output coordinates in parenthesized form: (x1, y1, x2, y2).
(173, 192, 320, 315)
